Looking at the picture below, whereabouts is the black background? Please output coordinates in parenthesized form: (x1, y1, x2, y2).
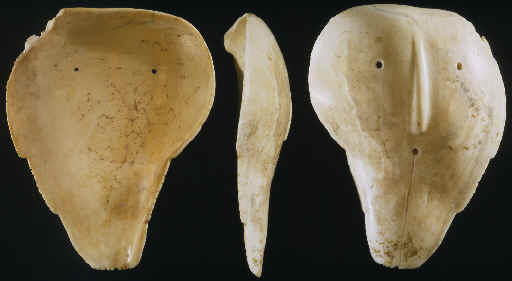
(1, 1, 510, 280)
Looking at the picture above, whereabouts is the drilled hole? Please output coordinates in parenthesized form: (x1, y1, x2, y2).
(152, 69, 157, 74)
(457, 62, 462, 70)
(412, 148, 419, 155)
(74, 67, 79, 72)
(376, 60, 384, 69)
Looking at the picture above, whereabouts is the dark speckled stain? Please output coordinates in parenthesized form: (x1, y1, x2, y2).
(373, 235, 421, 266)
(403, 234, 419, 260)
(390, 241, 400, 257)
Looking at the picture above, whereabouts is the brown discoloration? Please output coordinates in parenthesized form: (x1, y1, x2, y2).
(7, 8, 215, 270)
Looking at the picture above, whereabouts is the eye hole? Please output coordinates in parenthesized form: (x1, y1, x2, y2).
(376, 60, 384, 69)
(457, 62, 462, 70)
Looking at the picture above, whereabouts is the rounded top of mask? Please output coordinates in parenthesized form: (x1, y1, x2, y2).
(309, 4, 505, 157)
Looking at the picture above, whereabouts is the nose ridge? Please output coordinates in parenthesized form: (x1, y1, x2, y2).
(410, 32, 432, 134)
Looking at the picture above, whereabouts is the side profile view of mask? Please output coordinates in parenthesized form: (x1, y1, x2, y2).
(309, 5, 505, 268)
(7, 8, 215, 269)
(225, 13, 292, 277)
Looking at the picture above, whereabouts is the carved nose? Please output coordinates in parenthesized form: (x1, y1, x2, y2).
(410, 33, 431, 134)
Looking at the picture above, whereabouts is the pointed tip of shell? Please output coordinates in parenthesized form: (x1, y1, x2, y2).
(247, 256, 263, 277)
(244, 229, 265, 277)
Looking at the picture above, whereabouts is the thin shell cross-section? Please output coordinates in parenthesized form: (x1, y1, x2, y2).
(225, 13, 292, 277)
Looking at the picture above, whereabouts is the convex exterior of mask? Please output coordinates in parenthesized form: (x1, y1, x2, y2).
(309, 4, 505, 268)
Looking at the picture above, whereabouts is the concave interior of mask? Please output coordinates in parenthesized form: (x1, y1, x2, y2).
(7, 8, 214, 269)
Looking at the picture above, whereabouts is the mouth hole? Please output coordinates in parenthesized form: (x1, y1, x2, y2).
(412, 148, 419, 155)
(376, 60, 384, 69)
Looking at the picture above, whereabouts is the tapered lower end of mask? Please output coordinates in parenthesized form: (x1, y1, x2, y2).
(56, 160, 172, 271)
(87, 244, 142, 271)
(244, 223, 265, 277)
(65, 219, 149, 271)
(369, 242, 426, 270)
(363, 185, 457, 270)
(369, 239, 436, 270)
(362, 200, 457, 269)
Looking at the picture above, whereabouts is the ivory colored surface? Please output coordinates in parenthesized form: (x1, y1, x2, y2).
(309, 5, 505, 268)
(7, 8, 215, 270)
(224, 14, 292, 277)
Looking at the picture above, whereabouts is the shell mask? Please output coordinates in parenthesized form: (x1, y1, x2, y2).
(7, 8, 215, 270)
(309, 4, 505, 268)
(225, 13, 292, 277)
